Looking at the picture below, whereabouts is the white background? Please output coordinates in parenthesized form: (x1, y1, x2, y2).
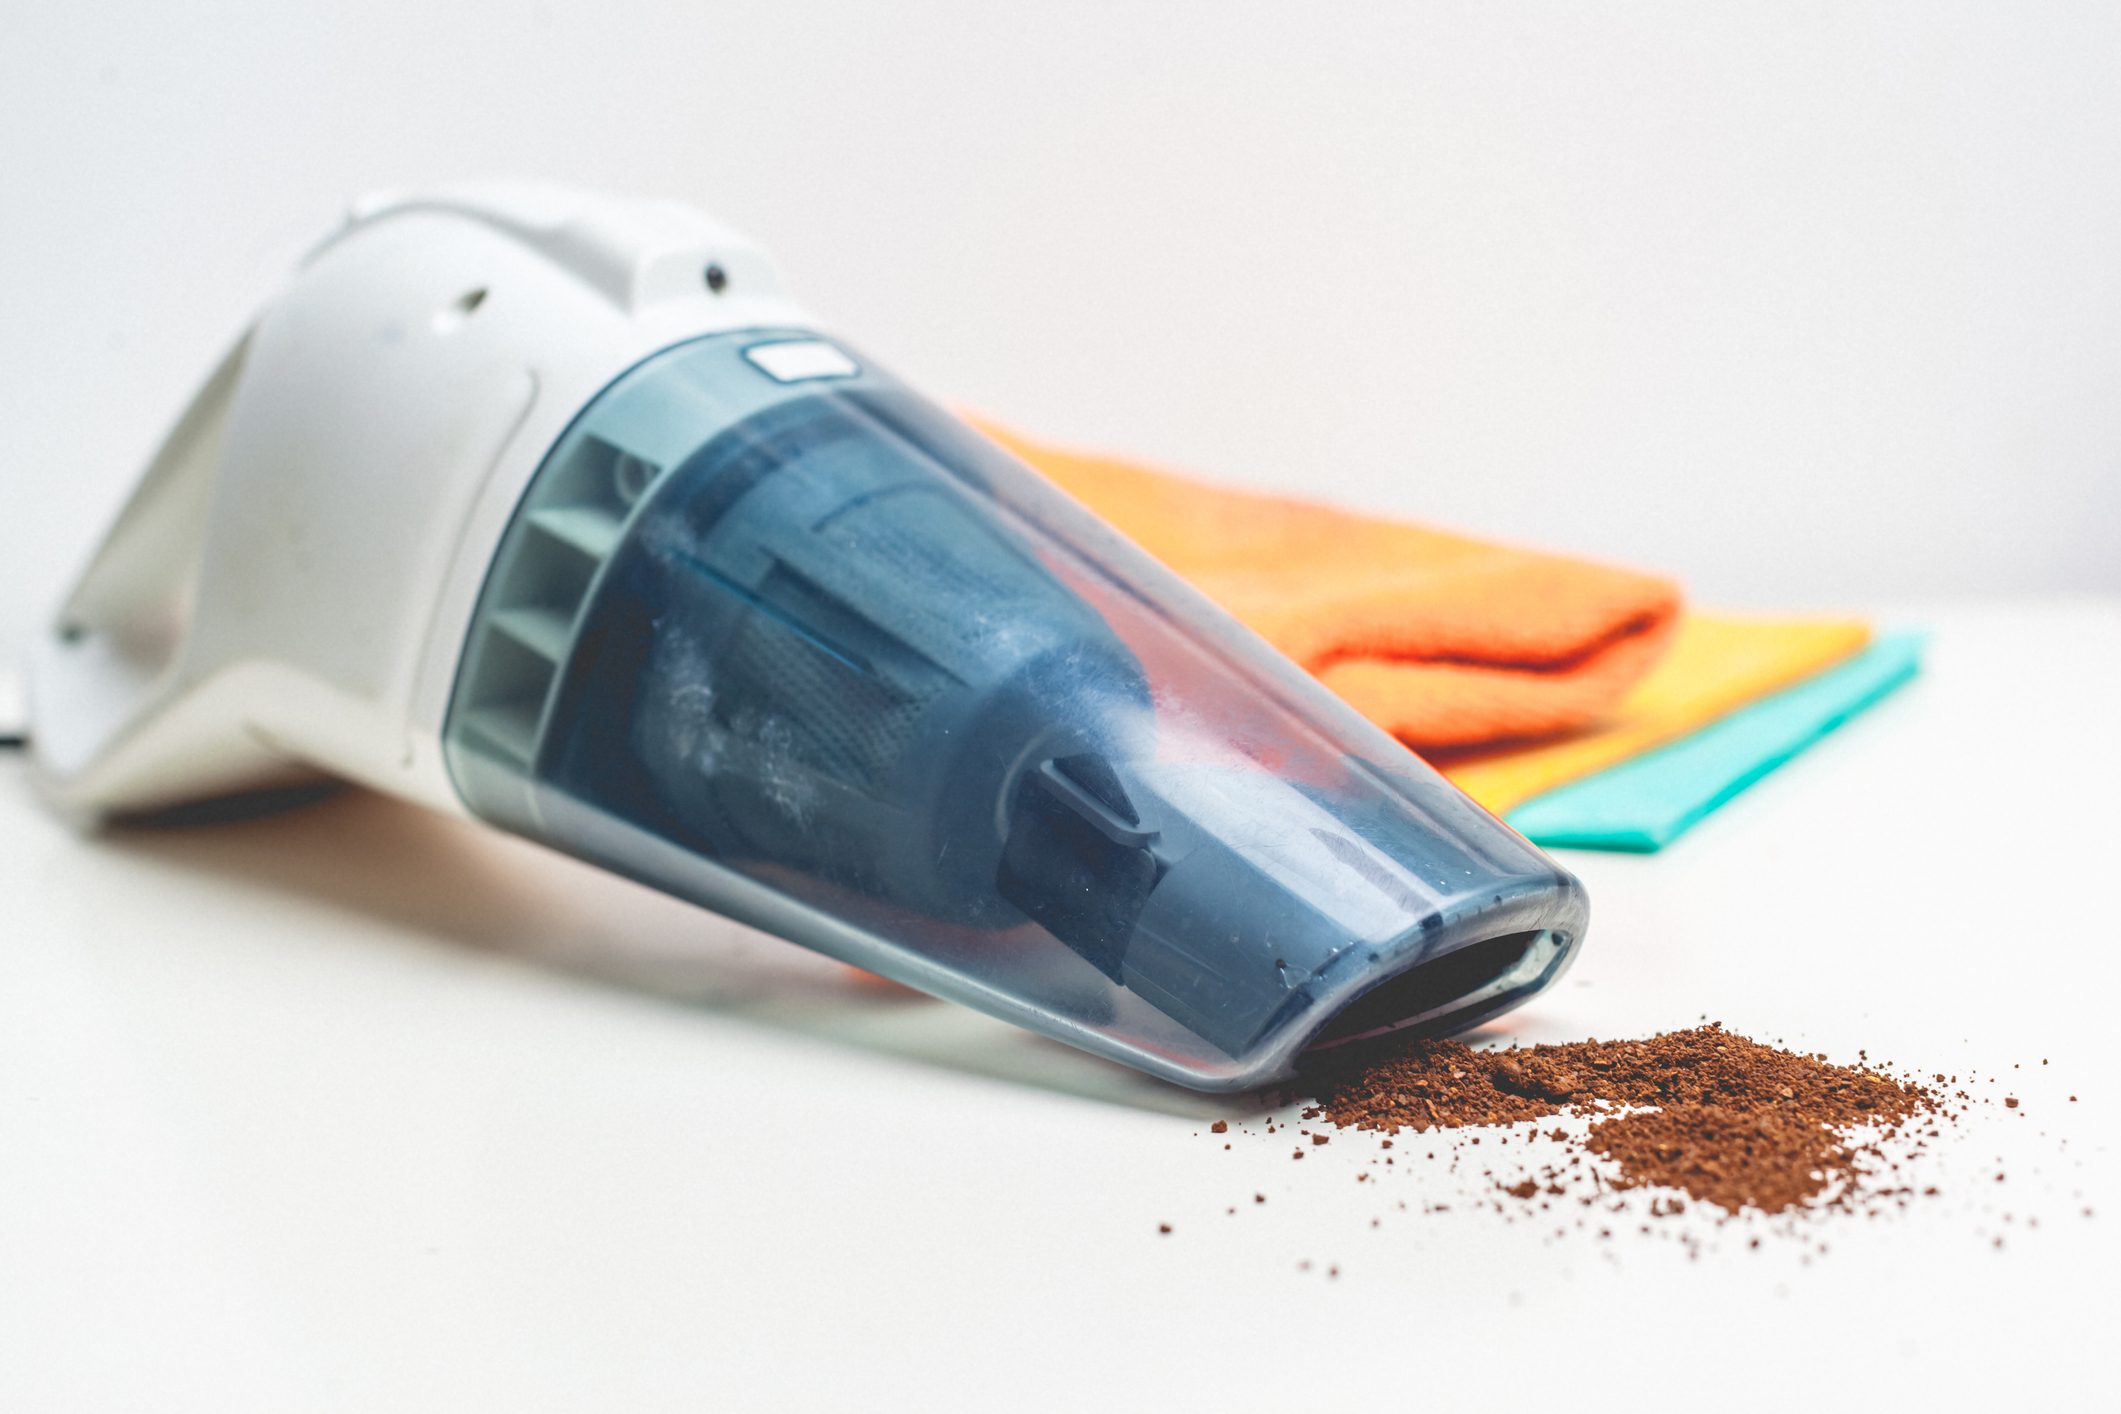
(2, 0, 2116, 672)
(5, 8, 2119, 1409)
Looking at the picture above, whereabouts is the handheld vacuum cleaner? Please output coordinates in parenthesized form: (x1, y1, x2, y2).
(25, 185, 1585, 1090)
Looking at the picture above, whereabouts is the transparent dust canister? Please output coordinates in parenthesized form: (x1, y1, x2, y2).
(444, 332, 1587, 1090)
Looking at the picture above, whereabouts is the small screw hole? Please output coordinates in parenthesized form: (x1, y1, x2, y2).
(704, 264, 728, 294)
(432, 287, 489, 335)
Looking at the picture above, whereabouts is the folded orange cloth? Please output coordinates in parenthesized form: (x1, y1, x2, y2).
(973, 420, 1684, 751)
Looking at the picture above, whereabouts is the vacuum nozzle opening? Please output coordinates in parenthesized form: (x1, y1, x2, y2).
(1302, 929, 1567, 1053)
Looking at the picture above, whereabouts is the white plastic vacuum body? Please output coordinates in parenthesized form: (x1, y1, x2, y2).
(27, 186, 1586, 1091)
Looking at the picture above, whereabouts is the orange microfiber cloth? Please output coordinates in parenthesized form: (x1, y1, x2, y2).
(974, 419, 1685, 752)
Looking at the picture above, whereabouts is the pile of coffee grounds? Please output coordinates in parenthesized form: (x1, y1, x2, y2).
(1185, 1028, 2094, 1273)
(1586, 1105, 1855, 1213)
(1305, 1023, 1937, 1215)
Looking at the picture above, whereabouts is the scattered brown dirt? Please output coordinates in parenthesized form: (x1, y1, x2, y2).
(1305, 1023, 1936, 1215)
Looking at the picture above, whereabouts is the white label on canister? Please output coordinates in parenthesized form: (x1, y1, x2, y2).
(744, 339, 860, 383)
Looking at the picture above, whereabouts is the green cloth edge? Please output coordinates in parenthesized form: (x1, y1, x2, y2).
(1505, 630, 1926, 853)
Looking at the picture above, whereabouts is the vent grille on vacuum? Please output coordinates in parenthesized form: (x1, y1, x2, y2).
(455, 435, 648, 766)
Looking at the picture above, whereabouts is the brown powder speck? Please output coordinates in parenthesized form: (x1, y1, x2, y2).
(1210, 1120, 1228, 1134)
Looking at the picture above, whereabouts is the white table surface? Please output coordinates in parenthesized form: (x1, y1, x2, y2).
(3, 598, 2115, 1411)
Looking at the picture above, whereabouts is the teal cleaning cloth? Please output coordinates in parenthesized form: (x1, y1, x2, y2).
(1506, 631, 1925, 852)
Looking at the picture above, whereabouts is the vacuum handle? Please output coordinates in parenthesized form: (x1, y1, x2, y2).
(57, 334, 247, 662)
(26, 331, 299, 817)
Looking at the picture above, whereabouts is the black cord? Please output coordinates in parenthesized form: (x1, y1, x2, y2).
(0, 732, 27, 751)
